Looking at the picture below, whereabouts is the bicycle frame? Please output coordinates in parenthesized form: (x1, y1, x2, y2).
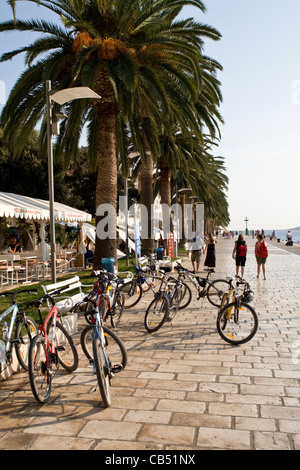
(177, 269, 211, 296)
(166, 278, 182, 314)
(220, 278, 246, 320)
(36, 300, 60, 359)
(96, 278, 120, 319)
(0, 289, 37, 364)
(219, 279, 235, 311)
(89, 298, 112, 377)
(0, 304, 19, 360)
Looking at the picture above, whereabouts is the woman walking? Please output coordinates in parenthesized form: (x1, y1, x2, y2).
(255, 234, 268, 279)
(232, 234, 247, 278)
(204, 234, 216, 269)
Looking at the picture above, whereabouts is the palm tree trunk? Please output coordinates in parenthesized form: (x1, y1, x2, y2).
(93, 74, 118, 267)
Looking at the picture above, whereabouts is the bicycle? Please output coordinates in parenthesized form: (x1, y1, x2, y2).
(175, 262, 231, 308)
(118, 262, 158, 310)
(144, 270, 184, 333)
(76, 269, 125, 328)
(28, 289, 79, 404)
(216, 277, 258, 345)
(0, 289, 38, 371)
(80, 296, 127, 407)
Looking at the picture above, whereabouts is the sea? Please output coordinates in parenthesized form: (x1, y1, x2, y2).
(243, 229, 300, 244)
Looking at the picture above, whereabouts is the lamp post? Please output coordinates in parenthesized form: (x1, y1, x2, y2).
(46, 80, 101, 282)
(244, 217, 249, 236)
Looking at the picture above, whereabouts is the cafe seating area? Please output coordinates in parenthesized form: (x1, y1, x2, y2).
(0, 249, 79, 288)
(0, 192, 93, 288)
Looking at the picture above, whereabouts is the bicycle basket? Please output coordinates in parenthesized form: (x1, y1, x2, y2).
(241, 288, 254, 303)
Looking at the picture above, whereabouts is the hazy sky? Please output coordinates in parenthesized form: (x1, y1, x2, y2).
(1, 1, 300, 230)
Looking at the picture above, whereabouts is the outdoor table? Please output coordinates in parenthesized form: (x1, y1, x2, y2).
(0, 254, 22, 285)
(55, 249, 77, 271)
(19, 254, 38, 283)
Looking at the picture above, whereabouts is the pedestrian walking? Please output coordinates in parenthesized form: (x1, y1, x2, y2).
(255, 233, 268, 279)
(204, 234, 216, 269)
(190, 235, 205, 273)
(232, 233, 247, 278)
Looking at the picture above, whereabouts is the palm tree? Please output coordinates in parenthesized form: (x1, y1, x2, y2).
(2, 0, 222, 264)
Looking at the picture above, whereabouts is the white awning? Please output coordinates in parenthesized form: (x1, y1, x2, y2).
(0, 192, 92, 222)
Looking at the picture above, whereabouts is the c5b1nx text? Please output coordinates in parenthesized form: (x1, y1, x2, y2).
(147, 454, 195, 465)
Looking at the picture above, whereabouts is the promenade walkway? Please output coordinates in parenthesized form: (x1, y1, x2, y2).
(0, 236, 299, 450)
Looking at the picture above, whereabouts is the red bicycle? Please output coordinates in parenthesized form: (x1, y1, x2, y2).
(28, 290, 78, 403)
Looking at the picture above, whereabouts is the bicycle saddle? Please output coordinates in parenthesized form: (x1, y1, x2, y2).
(29, 299, 44, 308)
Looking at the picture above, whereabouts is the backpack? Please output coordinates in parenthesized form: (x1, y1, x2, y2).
(237, 242, 247, 257)
(259, 241, 268, 258)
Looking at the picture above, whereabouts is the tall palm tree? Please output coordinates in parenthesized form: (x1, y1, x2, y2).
(2, 0, 222, 264)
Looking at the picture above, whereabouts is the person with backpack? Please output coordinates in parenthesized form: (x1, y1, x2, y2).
(232, 233, 247, 278)
(255, 233, 268, 279)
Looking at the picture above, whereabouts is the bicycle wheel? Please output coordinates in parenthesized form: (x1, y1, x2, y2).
(28, 334, 52, 404)
(178, 282, 192, 309)
(207, 279, 231, 307)
(93, 336, 111, 407)
(216, 301, 259, 345)
(121, 281, 143, 309)
(15, 316, 38, 370)
(80, 325, 127, 371)
(51, 322, 78, 372)
(144, 294, 169, 333)
(111, 290, 125, 328)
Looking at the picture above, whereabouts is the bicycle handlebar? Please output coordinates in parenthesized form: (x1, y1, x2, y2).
(1, 289, 38, 300)
(94, 267, 118, 281)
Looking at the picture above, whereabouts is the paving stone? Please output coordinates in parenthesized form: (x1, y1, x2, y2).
(78, 420, 142, 440)
(1, 237, 300, 450)
(197, 427, 251, 450)
(253, 431, 292, 450)
(138, 423, 196, 446)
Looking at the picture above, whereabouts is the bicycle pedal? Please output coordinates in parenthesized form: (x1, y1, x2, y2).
(56, 345, 65, 352)
(111, 364, 123, 374)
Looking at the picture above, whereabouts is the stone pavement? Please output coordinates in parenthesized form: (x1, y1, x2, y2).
(0, 236, 299, 451)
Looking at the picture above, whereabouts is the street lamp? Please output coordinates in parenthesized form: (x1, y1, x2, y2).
(244, 217, 249, 236)
(46, 80, 101, 282)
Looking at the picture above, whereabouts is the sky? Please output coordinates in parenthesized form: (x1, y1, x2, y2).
(0, 0, 300, 231)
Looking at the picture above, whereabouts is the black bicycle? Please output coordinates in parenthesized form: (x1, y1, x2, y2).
(144, 271, 183, 333)
(175, 263, 231, 308)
